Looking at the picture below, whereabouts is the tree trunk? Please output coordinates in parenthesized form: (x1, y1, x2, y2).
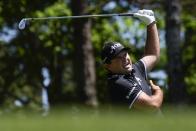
(71, 0, 98, 107)
(165, 0, 187, 104)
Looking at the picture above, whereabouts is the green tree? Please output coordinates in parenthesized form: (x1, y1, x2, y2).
(70, 0, 98, 107)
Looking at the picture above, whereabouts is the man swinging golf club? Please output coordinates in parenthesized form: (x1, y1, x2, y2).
(101, 9, 163, 111)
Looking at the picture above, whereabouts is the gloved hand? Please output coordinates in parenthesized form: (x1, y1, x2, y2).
(134, 9, 155, 26)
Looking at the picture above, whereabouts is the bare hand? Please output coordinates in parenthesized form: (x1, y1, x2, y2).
(149, 80, 161, 91)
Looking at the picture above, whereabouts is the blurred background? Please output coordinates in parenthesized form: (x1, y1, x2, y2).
(0, 0, 195, 114)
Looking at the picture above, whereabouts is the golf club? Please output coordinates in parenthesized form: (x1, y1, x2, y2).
(18, 12, 135, 30)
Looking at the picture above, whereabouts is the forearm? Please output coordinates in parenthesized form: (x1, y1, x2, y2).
(134, 90, 163, 110)
(133, 80, 163, 110)
(145, 22, 160, 58)
(134, 10, 160, 71)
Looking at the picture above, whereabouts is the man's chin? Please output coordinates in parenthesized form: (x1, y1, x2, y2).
(123, 66, 133, 73)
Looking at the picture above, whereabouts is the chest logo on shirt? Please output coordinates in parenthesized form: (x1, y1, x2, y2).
(135, 76, 142, 85)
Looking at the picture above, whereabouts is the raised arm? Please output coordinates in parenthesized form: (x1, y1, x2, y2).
(142, 23, 160, 71)
(134, 10, 160, 71)
(133, 10, 162, 110)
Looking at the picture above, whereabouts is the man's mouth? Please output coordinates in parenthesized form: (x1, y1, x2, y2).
(123, 60, 131, 69)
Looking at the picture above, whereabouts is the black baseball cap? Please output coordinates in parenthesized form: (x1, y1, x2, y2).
(101, 41, 130, 64)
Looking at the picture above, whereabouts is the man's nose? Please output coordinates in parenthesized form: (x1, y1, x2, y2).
(121, 55, 127, 61)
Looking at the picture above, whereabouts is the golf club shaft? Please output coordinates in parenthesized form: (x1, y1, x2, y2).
(19, 12, 135, 29)
(24, 13, 134, 21)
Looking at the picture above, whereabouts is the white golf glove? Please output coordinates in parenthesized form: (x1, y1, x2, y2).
(134, 9, 155, 26)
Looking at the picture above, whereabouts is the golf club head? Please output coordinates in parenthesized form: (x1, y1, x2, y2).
(18, 19, 27, 30)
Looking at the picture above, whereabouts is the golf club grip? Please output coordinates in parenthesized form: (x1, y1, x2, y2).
(118, 13, 134, 16)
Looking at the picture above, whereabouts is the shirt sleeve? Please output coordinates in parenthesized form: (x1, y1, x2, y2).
(134, 60, 148, 80)
(109, 77, 142, 109)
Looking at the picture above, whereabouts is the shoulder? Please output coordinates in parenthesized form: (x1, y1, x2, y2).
(134, 60, 146, 71)
(107, 74, 135, 91)
(108, 74, 126, 85)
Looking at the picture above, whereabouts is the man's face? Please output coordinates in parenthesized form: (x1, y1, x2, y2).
(106, 50, 133, 74)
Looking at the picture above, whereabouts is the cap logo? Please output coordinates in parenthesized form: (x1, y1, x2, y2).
(111, 43, 122, 50)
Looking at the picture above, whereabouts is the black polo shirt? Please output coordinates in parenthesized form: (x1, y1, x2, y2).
(108, 60, 152, 108)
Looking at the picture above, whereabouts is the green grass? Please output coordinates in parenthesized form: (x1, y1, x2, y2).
(0, 105, 196, 131)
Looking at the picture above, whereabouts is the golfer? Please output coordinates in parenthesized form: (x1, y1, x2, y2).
(101, 9, 163, 110)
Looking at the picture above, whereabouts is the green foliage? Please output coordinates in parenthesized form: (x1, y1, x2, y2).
(182, 11, 196, 98)
(0, 0, 74, 108)
(186, 74, 196, 94)
(0, 0, 196, 110)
